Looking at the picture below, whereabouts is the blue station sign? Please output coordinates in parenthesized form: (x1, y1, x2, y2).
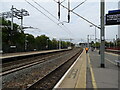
(108, 9, 120, 14)
(106, 10, 120, 25)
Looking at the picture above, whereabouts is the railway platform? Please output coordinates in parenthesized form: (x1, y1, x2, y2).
(1, 49, 70, 59)
(54, 49, 119, 89)
(54, 49, 86, 88)
(87, 50, 119, 89)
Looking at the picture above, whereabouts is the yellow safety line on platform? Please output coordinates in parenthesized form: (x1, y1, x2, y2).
(105, 58, 116, 65)
(88, 53, 97, 89)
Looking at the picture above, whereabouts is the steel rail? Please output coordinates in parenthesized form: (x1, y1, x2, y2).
(1, 50, 69, 76)
(26, 49, 83, 89)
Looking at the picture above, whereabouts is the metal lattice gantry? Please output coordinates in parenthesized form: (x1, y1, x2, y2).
(59, 38, 73, 49)
(0, 5, 29, 31)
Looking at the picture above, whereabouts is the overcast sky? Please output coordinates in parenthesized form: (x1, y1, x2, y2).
(0, 0, 120, 44)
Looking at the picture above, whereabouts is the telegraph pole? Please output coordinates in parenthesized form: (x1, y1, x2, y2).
(1, 7, 29, 32)
(70, 38, 72, 48)
(118, 2, 120, 89)
(59, 39, 61, 49)
(95, 27, 96, 50)
(90, 25, 97, 50)
(58, 0, 60, 20)
(87, 35, 89, 48)
(116, 35, 117, 48)
(21, 9, 23, 31)
(25, 35, 28, 51)
(11, 5, 14, 30)
(9, 5, 14, 46)
(100, 0, 105, 68)
(118, 1, 120, 41)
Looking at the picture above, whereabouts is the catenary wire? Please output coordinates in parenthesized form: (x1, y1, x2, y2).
(53, 0, 100, 29)
(25, 0, 73, 37)
(71, 0, 87, 11)
(32, 0, 74, 36)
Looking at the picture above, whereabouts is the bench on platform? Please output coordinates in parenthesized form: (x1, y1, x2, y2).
(115, 60, 120, 67)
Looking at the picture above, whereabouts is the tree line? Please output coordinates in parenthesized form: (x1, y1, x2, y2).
(88, 40, 120, 49)
(1, 18, 73, 53)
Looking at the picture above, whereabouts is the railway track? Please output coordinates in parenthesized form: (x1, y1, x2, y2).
(2, 48, 83, 89)
(26, 49, 83, 89)
(2, 49, 70, 63)
(2, 50, 71, 75)
(105, 49, 120, 54)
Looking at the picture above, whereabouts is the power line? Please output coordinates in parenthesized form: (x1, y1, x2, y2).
(15, 20, 56, 38)
(25, 0, 73, 38)
(71, 0, 87, 11)
(19, 19, 70, 40)
(63, 25, 72, 34)
(21, 24, 58, 39)
(32, 0, 73, 35)
(25, 0, 57, 24)
(60, 0, 66, 4)
(32, 0, 58, 21)
(53, 0, 100, 29)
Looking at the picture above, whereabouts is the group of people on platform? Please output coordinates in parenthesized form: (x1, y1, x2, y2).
(85, 47, 97, 53)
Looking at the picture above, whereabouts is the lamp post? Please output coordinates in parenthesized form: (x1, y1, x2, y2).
(87, 35, 89, 48)
(46, 39, 49, 50)
(25, 35, 28, 51)
(94, 27, 96, 50)
(59, 39, 61, 49)
(90, 25, 97, 50)
(89, 35, 94, 49)
(116, 35, 117, 49)
(113, 38, 115, 48)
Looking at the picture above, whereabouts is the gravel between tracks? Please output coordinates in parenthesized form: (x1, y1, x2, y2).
(2, 50, 70, 72)
(2, 48, 80, 89)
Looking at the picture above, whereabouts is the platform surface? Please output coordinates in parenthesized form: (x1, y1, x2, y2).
(1, 49, 69, 59)
(54, 49, 119, 89)
(86, 50, 119, 89)
(54, 49, 86, 88)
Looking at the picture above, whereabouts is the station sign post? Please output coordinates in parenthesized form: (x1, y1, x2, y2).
(100, 0, 105, 68)
(106, 10, 120, 25)
(104, 9, 120, 68)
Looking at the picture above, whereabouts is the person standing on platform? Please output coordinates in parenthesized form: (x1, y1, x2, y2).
(85, 48, 89, 53)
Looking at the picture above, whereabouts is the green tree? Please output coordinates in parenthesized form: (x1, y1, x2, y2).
(96, 42, 100, 48)
(1, 18, 27, 52)
(35, 35, 49, 50)
(61, 41, 67, 49)
(1, 17, 74, 53)
(51, 38, 58, 49)
(25, 34, 35, 51)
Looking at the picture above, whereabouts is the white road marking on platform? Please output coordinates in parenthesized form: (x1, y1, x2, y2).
(105, 58, 116, 65)
(53, 50, 84, 89)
